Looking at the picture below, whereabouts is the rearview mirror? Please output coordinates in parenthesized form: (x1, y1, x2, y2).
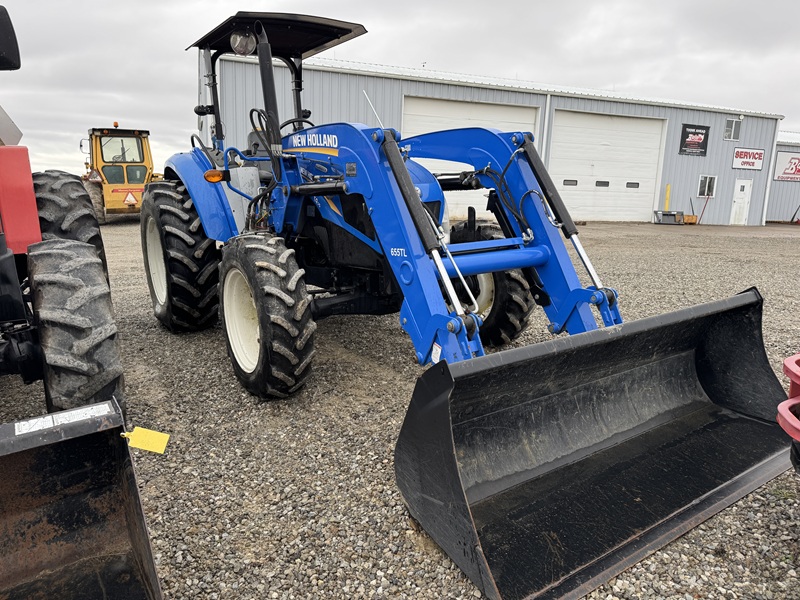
(0, 7, 21, 71)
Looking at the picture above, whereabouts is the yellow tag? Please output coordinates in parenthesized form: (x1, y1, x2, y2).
(121, 427, 170, 454)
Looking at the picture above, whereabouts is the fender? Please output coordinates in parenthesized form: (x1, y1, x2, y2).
(165, 148, 238, 242)
(0, 147, 41, 254)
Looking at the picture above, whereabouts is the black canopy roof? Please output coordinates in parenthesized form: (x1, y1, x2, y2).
(189, 12, 366, 60)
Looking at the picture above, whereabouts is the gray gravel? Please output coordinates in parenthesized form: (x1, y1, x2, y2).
(2, 221, 799, 599)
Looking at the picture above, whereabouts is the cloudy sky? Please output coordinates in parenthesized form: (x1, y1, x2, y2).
(2, 0, 797, 174)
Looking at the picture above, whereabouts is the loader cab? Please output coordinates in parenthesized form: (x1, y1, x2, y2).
(81, 125, 155, 218)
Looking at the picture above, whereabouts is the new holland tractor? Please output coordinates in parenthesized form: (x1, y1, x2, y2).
(141, 12, 792, 600)
(0, 7, 161, 598)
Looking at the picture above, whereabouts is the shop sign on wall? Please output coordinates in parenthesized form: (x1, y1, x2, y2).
(679, 124, 710, 156)
(732, 148, 764, 170)
(774, 151, 800, 182)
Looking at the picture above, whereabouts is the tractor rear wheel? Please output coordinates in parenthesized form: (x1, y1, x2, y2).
(219, 235, 316, 398)
(140, 180, 221, 331)
(449, 220, 535, 347)
(33, 170, 107, 273)
(28, 239, 126, 414)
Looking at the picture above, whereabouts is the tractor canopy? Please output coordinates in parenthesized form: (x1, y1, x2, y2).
(189, 12, 366, 59)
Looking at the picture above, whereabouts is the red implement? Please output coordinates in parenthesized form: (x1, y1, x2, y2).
(777, 353, 800, 442)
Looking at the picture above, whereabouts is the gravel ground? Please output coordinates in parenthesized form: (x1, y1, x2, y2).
(2, 220, 799, 600)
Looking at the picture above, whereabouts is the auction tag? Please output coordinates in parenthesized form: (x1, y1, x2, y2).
(122, 427, 170, 454)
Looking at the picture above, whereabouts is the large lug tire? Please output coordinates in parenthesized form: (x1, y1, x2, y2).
(449, 220, 536, 347)
(84, 180, 107, 224)
(140, 180, 221, 332)
(27, 238, 126, 415)
(219, 235, 316, 398)
(33, 170, 107, 272)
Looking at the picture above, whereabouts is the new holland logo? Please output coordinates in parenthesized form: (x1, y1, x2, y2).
(285, 133, 340, 156)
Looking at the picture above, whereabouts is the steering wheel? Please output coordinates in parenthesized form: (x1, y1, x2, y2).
(280, 118, 315, 131)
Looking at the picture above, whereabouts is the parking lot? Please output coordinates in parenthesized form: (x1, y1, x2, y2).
(2, 221, 799, 599)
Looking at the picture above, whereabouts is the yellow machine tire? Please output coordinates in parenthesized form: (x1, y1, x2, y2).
(84, 180, 107, 225)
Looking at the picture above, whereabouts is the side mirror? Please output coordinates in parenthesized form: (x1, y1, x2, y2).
(79, 138, 90, 154)
(0, 7, 21, 71)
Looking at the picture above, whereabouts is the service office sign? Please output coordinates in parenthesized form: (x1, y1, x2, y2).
(774, 151, 800, 182)
(732, 148, 764, 170)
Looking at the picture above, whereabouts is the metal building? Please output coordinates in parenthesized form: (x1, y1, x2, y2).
(766, 132, 800, 222)
(213, 56, 784, 226)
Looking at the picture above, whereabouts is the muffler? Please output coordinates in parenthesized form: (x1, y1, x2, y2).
(395, 288, 790, 600)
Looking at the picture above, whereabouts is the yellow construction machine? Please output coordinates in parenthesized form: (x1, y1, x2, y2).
(81, 123, 157, 223)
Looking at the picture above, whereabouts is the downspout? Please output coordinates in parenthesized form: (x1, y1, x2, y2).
(760, 117, 782, 225)
(539, 93, 552, 164)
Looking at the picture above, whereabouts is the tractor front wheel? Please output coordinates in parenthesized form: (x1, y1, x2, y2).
(219, 235, 316, 398)
(449, 220, 535, 347)
(28, 239, 126, 414)
(140, 180, 221, 331)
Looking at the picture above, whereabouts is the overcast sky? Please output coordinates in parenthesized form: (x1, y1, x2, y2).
(2, 0, 797, 174)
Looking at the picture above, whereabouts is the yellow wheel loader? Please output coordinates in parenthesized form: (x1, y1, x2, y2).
(81, 124, 156, 223)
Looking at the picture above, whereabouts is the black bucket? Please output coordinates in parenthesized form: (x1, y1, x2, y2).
(395, 288, 790, 600)
(0, 401, 162, 600)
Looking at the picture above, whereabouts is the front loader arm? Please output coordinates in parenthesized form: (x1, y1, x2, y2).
(400, 127, 622, 336)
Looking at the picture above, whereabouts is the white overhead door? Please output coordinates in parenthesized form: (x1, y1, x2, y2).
(548, 110, 664, 221)
(402, 97, 538, 221)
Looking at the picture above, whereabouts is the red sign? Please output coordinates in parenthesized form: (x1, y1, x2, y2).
(775, 151, 800, 182)
(732, 147, 764, 170)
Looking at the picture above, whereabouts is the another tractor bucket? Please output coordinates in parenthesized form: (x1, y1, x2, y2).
(395, 288, 790, 600)
(0, 401, 162, 600)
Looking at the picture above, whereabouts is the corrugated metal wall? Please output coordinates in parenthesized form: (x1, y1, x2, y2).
(217, 57, 780, 226)
(766, 143, 800, 221)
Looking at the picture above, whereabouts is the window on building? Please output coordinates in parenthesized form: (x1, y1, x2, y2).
(626, 182, 640, 188)
(595, 180, 610, 187)
(724, 118, 741, 141)
(563, 179, 578, 186)
(698, 175, 716, 198)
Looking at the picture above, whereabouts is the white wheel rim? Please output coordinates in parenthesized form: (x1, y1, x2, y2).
(223, 267, 261, 374)
(473, 273, 495, 317)
(145, 217, 168, 305)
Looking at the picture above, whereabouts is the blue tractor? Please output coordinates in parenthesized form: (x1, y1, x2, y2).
(141, 13, 792, 600)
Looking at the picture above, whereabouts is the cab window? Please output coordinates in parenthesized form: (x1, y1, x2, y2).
(102, 165, 125, 184)
(127, 165, 148, 183)
(100, 136, 143, 163)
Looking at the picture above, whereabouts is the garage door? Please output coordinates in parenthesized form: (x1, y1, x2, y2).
(402, 97, 538, 221)
(548, 110, 664, 221)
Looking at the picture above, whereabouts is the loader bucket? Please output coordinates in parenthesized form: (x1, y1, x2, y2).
(395, 288, 790, 600)
(0, 401, 162, 600)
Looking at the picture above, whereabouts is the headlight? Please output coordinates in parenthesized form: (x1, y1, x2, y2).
(230, 32, 257, 56)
